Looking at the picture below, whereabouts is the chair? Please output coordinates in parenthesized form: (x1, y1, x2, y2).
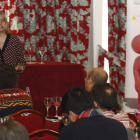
(8, 109, 46, 133)
(29, 129, 59, 140)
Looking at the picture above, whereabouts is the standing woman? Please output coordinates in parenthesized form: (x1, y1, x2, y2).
(0, 11, 26, 72)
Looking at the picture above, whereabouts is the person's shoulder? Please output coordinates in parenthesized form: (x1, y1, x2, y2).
(59, 117, 128, 140)
(10, 34, 21, 42)
(59, 123, 78, 140)
(60, 121, 81, 135)
(0, 88, 22, 94)
(81, 117, 128, 138)
(10, 34, 19, 39)
(100, 116, 128, 132)
(98, 115, 125, 125)
(0, 88, 13, 92)
(77, 115, 126, 129)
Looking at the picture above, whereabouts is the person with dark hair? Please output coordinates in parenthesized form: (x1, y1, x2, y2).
(59, 86, 128, 140)
(90, 83, 135, 130)
(59, 86, 93, 132)
(0, 120, 29, 140)
(61, 86, 93, 123)
(85, 68, 135, 127)
(85, 68, 108, 92)
(0, 11, 26, 72)
(89, 83, 135, 140)
(0, 63, 32, 120)
(91, 83, 120, 111)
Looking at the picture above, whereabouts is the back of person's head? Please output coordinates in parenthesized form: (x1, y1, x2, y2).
(0, 11, 10, 34)
(61, 86, 93, 115)
(88, 68, 108, 85)
(90, 83, 120, 111)
(0, 120, 29, 140)
(85, 68, 108, 92)
(0, 63, 17, 88)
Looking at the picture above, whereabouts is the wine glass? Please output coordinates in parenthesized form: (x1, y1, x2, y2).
(135, 110, 140, 123)
(38, 47, 46, 64)
(27, 47, 35, 64)
(62, 113, 70, 125)
(133, 126, 140, 140)
(53, 97, 62, 117)
(44, 97, 53, 117)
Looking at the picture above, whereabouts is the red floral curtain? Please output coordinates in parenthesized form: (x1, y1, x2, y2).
(98, 0, 127, 109)
(0, 0, 91, 71)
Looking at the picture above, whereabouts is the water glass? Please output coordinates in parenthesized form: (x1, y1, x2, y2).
(44, 97, 53, 116)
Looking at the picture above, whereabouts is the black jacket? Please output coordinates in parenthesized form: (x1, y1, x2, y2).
(59, 116, 128, 140)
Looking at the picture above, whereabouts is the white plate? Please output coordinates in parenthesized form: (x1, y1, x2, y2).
(45, 117, 59, 122)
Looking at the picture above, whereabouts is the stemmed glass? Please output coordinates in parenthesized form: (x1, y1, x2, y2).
(38, 47, 46, 64)
(27, 47, 35, 64)
(44, 97, 53, 117)
(62, 113, 70, 125)
(135, 110, 140, 122)
(133, 126, 140, 139)
(53, 97, 62, 117)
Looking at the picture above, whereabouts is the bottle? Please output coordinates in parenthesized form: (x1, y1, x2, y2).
(25, 87, 30, 95)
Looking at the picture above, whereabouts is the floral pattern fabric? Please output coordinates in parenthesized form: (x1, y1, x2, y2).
(0, 0, 91, 72)
(98, 0, 127, 109)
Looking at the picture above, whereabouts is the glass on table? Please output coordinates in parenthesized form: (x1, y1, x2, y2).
(135, 110, 140, 122)
(133, 126, 140, 140)
(62, 113, 70, 126)
(37, 47, 46, 64)
(27, 47, 35, 64)
(44, 97, 53, 117)
(53, 96, 62, 117)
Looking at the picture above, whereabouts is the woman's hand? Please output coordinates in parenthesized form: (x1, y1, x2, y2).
(15, 63, 23, 71)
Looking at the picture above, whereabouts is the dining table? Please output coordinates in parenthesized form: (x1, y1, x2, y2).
(19, 61, 85, 116)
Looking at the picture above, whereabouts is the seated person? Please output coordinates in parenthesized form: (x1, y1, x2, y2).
(61, 86, 94, 123)
(0, 120, 29, 140)
(59, 86, 128, 140)
(85, 68, 136, 128)
(85, 68, 108, 92)
(89, 83, 135, 129)
(0, 64, 32, 119)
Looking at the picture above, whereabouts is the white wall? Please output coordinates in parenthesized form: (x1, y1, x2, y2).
(125, 0, 140, 112)
(93, 0, 103, 68)
(88, 0, 108, 69)
(87, 0, 103, 72)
